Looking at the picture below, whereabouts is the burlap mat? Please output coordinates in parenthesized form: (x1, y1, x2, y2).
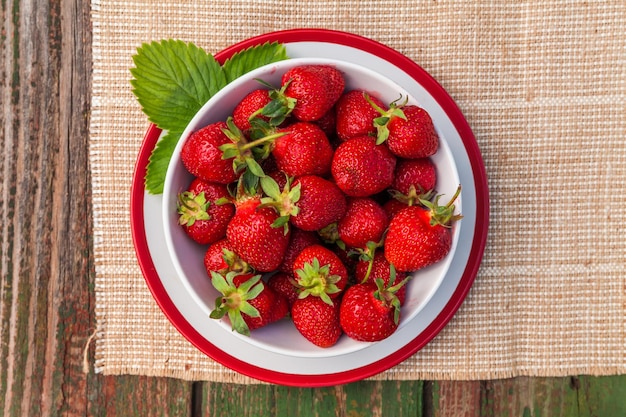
(90, 0, 626, 383)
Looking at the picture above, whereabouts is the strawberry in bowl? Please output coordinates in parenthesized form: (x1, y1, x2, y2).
(162, 57, 461, 357)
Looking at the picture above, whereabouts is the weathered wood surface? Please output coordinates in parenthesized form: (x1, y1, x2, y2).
(1, 0, 625, 415)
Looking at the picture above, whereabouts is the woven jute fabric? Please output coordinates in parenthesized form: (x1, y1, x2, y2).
(90, 0, 626, 383)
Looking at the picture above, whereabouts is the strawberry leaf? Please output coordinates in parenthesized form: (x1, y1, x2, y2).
(223, 42, 289, 83)
(144, 130, 180, 194)
(131, 39, 226, 133)
(131, 39, 289, 194)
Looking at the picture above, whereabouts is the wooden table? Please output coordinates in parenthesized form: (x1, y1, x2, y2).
(1, 1, 625, 415)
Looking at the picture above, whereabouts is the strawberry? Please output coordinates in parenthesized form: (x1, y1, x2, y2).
(272, 122, 334, 177)
(176, 178, 234, 245)
(384, 104, 439, 158)
(339, 272, 408, 342)
(226, 197, 290, 272)
(355, 252, 407, 305)
(291, 296, 342, 348)
(331, 135, 396, 197)
(290, 175, 347, 231)
(313, 107, 337, 139)
(384, 187, 462, 272)
(292, 244, 348, 305)
(337, 198, 389, 249)
(267, 271, 300, 307)
(210, 272, 288, 335)
(232, 89, 272, 133)
(389, 157, 436, 206)
(278, 228, 320, 273)
(335, 90, 386, 141)
(383, 198, 412, 220)
(281, 65, 345, 121)
(204, 238, 251, 277)
(180, 122, 239, 184)
(392, 158, 436, 196)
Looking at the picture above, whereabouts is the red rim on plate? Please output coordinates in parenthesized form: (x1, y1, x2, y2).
(130, 29, 489, 386)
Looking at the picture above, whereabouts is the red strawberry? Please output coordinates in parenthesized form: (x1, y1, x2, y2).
(385, 105, 439, 158)
(267, 271, 300, 307)
(281, 65, 345, 121)
(273, 122, 334, 177)
(278, 228, 320, 273)
(291, 175, 347, 231)
(232, 89, 272, 133)
(339, 274, 407, 342)
(331, 135, 396, 197)
(382, 198, 409, 219)
(337, 198, 389, 249)
(355, 252, 407, 305)
(210, 272, 288, 335)
(292, 244, 348, 304)
(226, 197, 290, 272)
(291, 296, 342, 348)
(335, 90, 386, 141)
(181, 122, 238, 184)
(177, 178, 234, 245)
(384, 187, 462, 272)
(204, 238, 251, 277)
(313, 107, 337, 139)
(392, 158, 436, 196)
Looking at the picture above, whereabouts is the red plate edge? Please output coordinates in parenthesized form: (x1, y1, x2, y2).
(129, 28, 489, 387)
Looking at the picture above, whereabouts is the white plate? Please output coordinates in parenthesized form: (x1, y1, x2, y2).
(131, 29, 489, 387)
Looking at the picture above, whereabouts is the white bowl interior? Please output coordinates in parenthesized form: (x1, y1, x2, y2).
(162, 57, 461, 357)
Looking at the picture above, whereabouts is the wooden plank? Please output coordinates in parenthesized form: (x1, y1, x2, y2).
(198, 381, 423, 417)
(431, 381, 481, 417)
(0, 0, 194, 415)
(87, 375, 192, 417)
(576, 375, 626, 417)
(482, 377, 579, 417)
(433, 376, 626, 417)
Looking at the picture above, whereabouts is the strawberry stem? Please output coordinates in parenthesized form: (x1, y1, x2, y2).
(419, 185, 463, 227)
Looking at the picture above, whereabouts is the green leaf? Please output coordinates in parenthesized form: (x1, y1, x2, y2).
(130, 39, 227, 132)
(133, 39, 289, 194)
(144, 130, 180, 194)
(246, 157, 266, 178)
(222, 41, 289, 83)
(241, 169, 260, 196)
(260, 175, 281, 199)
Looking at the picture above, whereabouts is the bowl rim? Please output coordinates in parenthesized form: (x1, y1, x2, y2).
(161, 55, 461, 359)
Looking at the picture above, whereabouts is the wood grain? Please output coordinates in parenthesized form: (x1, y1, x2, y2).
(0, 0, 194, 415)
(1, 0, 626, 415)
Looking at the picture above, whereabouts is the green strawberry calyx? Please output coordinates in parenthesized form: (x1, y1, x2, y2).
(209, 271, 263, 336)
(419, 185, 463, 228)
(364, 93, 407, 144)
(294, 258, 342, 306)
(220, 248, 251, 275)
(388, 185, 434, 207)
(317, 222, 346, 250)
(249, 78, 297, 127)
(219, 117, 287, 195)
(258, 175, 301, 234)
(177, 191, 210, 226)
(373, 265, 410, 324)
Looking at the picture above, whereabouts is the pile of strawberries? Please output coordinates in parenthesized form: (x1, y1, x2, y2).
(176, 64, 461, 348)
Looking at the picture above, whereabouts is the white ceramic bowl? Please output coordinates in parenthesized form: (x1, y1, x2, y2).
(162, 57, 461, 358)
